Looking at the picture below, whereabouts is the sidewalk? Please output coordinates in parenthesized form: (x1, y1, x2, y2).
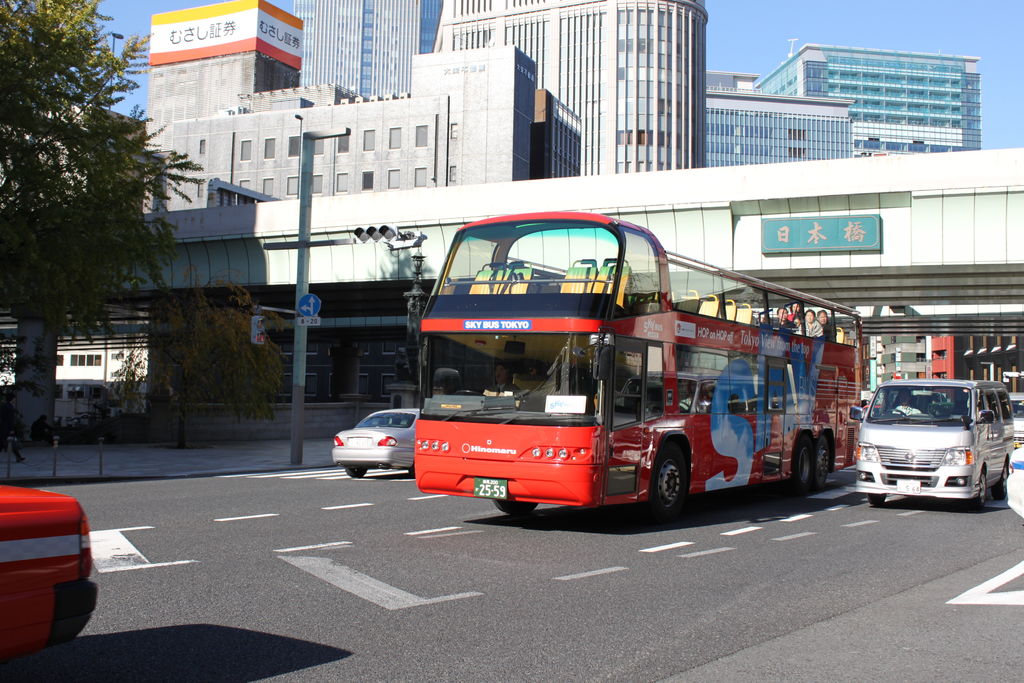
(0, 438, 336, 484)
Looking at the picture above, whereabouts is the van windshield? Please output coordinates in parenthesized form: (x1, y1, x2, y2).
(866, 385, 972, 424)
(1012, 398, 1024, 418)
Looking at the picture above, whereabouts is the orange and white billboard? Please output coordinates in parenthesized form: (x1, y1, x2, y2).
(150, 0, 302, 69)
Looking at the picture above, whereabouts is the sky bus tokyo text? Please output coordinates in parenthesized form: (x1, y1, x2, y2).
(414, 211, 862, 521)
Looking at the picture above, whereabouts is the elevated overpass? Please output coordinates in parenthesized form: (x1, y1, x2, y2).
(161, 148, 1024, 336)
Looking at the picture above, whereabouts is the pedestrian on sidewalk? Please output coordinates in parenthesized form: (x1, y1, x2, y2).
(1, 394, 25, 462)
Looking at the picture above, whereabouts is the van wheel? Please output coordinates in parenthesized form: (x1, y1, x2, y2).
(345, 467, 368, 478)
(867, 493, 887, 507)
(494, 500, 538, 516)
(789, 435, 814, 496)
(648, 443, 688, 523)
(969, 468, 988, 511)
(811, 435, 831, 492)
(991, 460, 1008, 501)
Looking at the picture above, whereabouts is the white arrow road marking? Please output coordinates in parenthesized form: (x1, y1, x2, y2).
(90, 528, 197, 573)
(280, 556, 482, 610)
(947, 559, 1024, 606)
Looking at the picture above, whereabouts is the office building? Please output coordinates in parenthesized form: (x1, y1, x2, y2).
(434, 0, 708, 175)
(294, 0, 444, 97)
(706, 71, 853, 167)
(758, 44, 981, 156)
(147, 0, 303, 149)
(162, 47, 579, 211)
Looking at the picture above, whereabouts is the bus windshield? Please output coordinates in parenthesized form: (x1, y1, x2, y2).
(422, 332, 599, 427)
(866, 385, 972, 425)
(424, 218, 625, 319)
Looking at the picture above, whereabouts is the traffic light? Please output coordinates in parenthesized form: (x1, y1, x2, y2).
(352, 225, 426, 251)
(250, 315, 266, 344)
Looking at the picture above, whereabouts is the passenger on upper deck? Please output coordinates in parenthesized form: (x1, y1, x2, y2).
(804, 309, 823, 337)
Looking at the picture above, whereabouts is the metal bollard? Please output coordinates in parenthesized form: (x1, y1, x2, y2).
(98, 436, 104, 476)
(52, 434, 59, 477)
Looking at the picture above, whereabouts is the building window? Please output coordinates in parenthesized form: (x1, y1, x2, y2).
(448, 165, 457, 184)
(338, 135, 349, 153)
(287, 176, 298, 195)
(415, 125, 428, 147)
(312, 174, 323, 194)
(380, 373, 395, 397)
(363, 129, 375, 151)
(313, 138, 324, 155)
(199, 139, 206, 154)
(238, 179, 251, 188)
(389, 127, 401, 149)
(264, 138, 276, 159)
(239, 139, 252, 161)
(387, 169, 400, 189)
(358, 373, 369, 394)
(262, 178, 274, 195)
(288, 135, 300, 157)
(305, 373, 318, 396)
(56, 355, 63, 366)
(361, 171, 373, 191)
(336, 173, 348, 193)
(70, 354, 102, 367)
(382, 342, 397, 355)
(449, 123, 459, 139)
(414, 167, 428, 187)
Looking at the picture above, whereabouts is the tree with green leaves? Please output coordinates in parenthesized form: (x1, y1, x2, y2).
(149, 279, 283, 449)
(0, 0, 200, 335)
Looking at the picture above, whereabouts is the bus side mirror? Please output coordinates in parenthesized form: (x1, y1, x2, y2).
(593, 345, 614, 380)
(849, 406, 863, 421)
(978, 409, 996, 424)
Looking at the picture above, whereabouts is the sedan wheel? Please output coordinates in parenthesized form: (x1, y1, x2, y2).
(345, 466, 368, 478)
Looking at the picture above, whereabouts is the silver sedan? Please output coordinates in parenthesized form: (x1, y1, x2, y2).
(331, 409, 419, 478)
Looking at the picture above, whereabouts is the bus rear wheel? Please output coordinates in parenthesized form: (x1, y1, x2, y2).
(494, 500, 538, 516)
(789, 435, 814, 496)
(811, 434, 831, 492)
(648, 443, 688, 523)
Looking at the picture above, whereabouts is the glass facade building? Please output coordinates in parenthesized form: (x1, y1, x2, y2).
(294, 0, 444, 97)
(435, 0, 707, 175)
(705, 72, 853, 167)
(757, 45, 981, 156)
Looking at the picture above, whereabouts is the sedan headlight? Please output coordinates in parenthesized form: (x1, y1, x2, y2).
(857, 443, 879, 462)
(941, 447, 973, 466)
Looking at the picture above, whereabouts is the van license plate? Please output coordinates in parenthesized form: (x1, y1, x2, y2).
(473, 478, 508, 499)
(896, 480, 921, 495)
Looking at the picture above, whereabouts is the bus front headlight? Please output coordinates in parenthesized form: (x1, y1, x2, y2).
(857, 444, 879, 463)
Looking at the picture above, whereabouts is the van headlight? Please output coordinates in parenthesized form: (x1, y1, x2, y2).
(941, 447, 973, 466)
(857, 444, 879, 462)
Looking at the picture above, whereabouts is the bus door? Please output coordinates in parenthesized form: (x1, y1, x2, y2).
(762, 358, 787, 478)
(605, 338, 664, 499)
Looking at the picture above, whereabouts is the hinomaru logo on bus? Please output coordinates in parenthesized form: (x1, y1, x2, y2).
(461, 440, 518, 455)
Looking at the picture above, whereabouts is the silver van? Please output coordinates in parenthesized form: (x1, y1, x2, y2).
(851, 380, 1013, 509)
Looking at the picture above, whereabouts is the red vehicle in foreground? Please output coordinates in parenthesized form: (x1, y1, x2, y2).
(1, 484, 97, 662)
(414, 211, 861, 521)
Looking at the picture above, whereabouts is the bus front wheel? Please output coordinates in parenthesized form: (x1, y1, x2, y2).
(648, 443, 688, 523)
(494, 500, 538, 516)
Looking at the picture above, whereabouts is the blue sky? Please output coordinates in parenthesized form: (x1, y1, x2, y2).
(100, 0, 1023, 149)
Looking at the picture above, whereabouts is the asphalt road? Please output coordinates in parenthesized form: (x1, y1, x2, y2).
(6, 468, 1024, 682)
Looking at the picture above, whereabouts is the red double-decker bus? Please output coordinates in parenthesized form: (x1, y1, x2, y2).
(414, 212, 861, 521)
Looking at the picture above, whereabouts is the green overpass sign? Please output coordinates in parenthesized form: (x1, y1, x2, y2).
(762, 215, 882, 254)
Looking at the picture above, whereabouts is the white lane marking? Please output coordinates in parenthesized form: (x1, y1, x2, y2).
(322, 503, 374, 510)
(947, 559, 1024, 606)
(780, 513, 812, 523)
(417, 530, 484, 539)
(274, 541, 352, 553)
(639, 540, 695, 553)
(826, 505, 849, 511)
(405, 526, 461, 536)
(91, 528, 197, 573)
(553, 566, 627, 581)
(315, 475, 356, 480)
(808, 487, 854, 499)
(214, 513, 279, 522)
(678, 547, 735, 559)
(772, 532, 817, 542)
(243, 469, 342, 479)
(898, 510, 925, 517)
(280, 556, 482, 609)
(721, 526, 762, 536)
(109, 526, 155, 532)
(100, 560, 198, 573)
(843, 519, 878, 528)
(273, 471, 355, 479)
(408, 494, 447, 500)
(218, 470, 303, 478)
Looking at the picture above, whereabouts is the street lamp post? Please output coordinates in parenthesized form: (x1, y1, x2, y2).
(110, 32, 124, 54)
